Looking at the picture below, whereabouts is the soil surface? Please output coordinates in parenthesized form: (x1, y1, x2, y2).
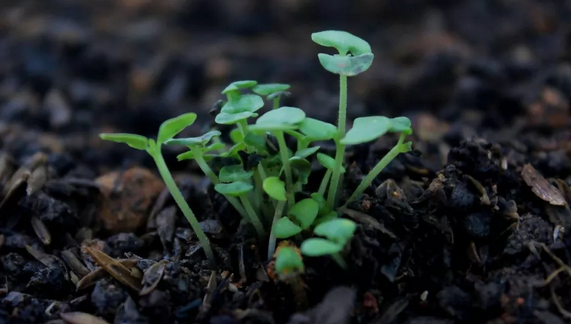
(2, 0, 571, 323)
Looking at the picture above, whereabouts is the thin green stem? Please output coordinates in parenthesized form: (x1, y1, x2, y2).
(151, 149, 215, 265)
(275, 131, 295, 209)
(318, 169, 332, 197)
(267, 200, 286, 260)
(272, 97, 280, 110)
(240, 195, 266, 238)
(327, 74, 348, 208)
(344, 134, 407, 206)
(332, 252, 347, 269)
(237, 120, 248, 139)
(193, 149, 249, 220)
(253, 171, 263, 210)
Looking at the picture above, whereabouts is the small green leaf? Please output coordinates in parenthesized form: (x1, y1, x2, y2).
(177, 150, 194, 161)
(289, 199, 319, 229)
(300, 238, 343, 257)
(204, 142, 225, 153)
(230, 128, 244, 144)
(341, 116, 391, 145)
(274, 217, 303, 238)
(99, 133, 148, 150)
(164, 130, 221, 147)
(215, 112, 257, 125)
(314, 211, 339, 226)
(298, 118, 337, 141)
(221, 142, 247, 158)
(314, 218, 357, 245)
(295, 146, 320, 159)
(219, 165, 253, 182)
(222, 80, 257, 94)
(289, 157, 311, 185)
(312, 30, 372, 55)
(267, 91, 290, 101)
(311, 192, 331, 217)
(317, 153, 345, 173)
(253, 83, 291, 96)
(244, 133, 267, 152)
(285, 130, 306, 142)
(275, 247, 304, 275)
(157, 113, 197, 144)
(214, 181, 253, 196)
(317, 53, 374, 76)
(256, 107, 306, 129)
(221, 95, 265, 114)
(388, 117, 412, 134)
(263, 177, 286, 201)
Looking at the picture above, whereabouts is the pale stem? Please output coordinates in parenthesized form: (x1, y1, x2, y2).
(240, 195, 266, 238)
(275, 131, 295, 209)
(267, 200, 286, 260)
(327, 74, 348, 207)
(318, 169, 332, 197)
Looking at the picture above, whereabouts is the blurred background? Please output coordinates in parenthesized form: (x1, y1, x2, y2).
(0, 0, 570, 172)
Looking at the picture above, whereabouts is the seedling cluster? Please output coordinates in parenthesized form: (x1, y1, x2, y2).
(99, 31, 413, 276)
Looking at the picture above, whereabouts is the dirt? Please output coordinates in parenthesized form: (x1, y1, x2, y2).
(1, 0, 571, 323)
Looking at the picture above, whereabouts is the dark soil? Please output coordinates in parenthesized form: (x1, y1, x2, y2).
(2, 0, 571, 323)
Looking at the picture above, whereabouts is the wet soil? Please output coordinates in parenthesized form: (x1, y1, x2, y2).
(2, 0, 571, 323)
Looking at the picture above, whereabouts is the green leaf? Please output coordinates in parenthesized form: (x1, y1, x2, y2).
(263, 176, 287, 201)
(341, 116, 391, 145)
(215, 112, 257, 125)
(253, 83, 291, 96)
(230, 128, 244, 144)
(255, 107, 306, 131)
(99, 133, 148, 150)
(317, 153, 345, 173)
(222, 80, 257, 94)
(300, 238, 343, 257)
(275, 247, 304, 274)
(314, 218, 357, 245)
(295, 146, 320, 159)
(284, 130, 306, 142)
(317, 53, 374, 76)
(312, 30, 372, 55)
(214, 181, 253, 196)
(314, 211, 339, 226)
(400, 142, 413, 153)
(311, 192, 331, 217)
(289, 199, 319, 229)
(298, 118, 337, 141)
(164, 130, 221, 147)
(274, 217, 303, 238)
(267, 91, 290, 101)
(244, 133, 267, 152)
(221, 142, 247, 158)
(221, 95, 265, 114)
(219, 165, 253, 182)
(177, 150, 194, 161)
(157, 113, 197, 144)
(204, 142, 225, 153)
(289, 157, 311, 185)
(389, 117, 412, 134)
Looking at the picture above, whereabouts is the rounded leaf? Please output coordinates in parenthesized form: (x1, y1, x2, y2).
(314, 218, 357, 245)
(157, 113, 197, 144)
(221, 95, 264, 114)
(99, 133, 148, 150)
(204, 142, 226, 153)
(244, 133, 267, 152)
(388, 117, 412, 134)
(289, 157, 311, 185)
(298, 118, 337, 141)
(311, 31, 372, 55)
(214, 181, 253, 196)
(317, 153, 345, 173)
(300, 238, 342, 257)
(274, 217, 302, 239)
(165, 130, 221, 147)
(230, 128, 244, 144)
(341, 116, 390, 145)
(215, 111, 257, 125)
(317, 53, 374, 77)
(219, 165, 253, 182)
(311, 192, 331, 217)
(253, 83, 291, 96)
(177, 150, 194, 161)
(314, 211, 339, 226)
(275, 247, 304, 275)
(222, 80, 257, 94)
(263, 176, 287, 201)
(295, 146, 320, 159)
(256, 107, 306, 127)
(289, 199, 319, 229)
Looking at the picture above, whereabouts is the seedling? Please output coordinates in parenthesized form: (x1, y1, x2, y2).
(253, 83, 291, 109)
(275, 246, 304, 280)
(300, 218, 357, 269)
(99, 113, 216, 265)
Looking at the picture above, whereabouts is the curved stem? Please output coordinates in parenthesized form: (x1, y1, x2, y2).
(151, 149, 215, 265)
(343, 134, 407, 206)
(332, 253, 347, 269)
(327, 74, 348, 208)
(267, 200, 286, 260)
(318, 169, 332, 197)
(275, 131, 295, 209)
(240, 195, 265, 238)
(193, 149, 249, 220)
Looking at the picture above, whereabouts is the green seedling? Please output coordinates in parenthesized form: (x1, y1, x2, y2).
(264, 176, 288, 259)
(274, 246, 304, 280)
(300, 218, 357, 269)
(312, 30, 374, 208)
(215, 181, 265, 238)
(253, 83, 291, 109)
(272, 197, 319, 259)
(100, 113, 216, 265)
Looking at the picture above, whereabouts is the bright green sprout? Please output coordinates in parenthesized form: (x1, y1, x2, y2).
(274, 246, 304, 280)
(300, 218, 357, 269)
(99, 113, 216, 266)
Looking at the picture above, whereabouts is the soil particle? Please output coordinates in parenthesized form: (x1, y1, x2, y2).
(91, 277, 129, 320)
(104, 233, 145, 258)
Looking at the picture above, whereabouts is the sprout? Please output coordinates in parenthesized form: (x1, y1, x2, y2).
(300, 218, 357, 269)
(100, 113, 216, 265)
(274, 246, 304, 280)
(288, 198, 318, 230)
(253, 83, 291, 109)
(274, 217, 302, 238)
